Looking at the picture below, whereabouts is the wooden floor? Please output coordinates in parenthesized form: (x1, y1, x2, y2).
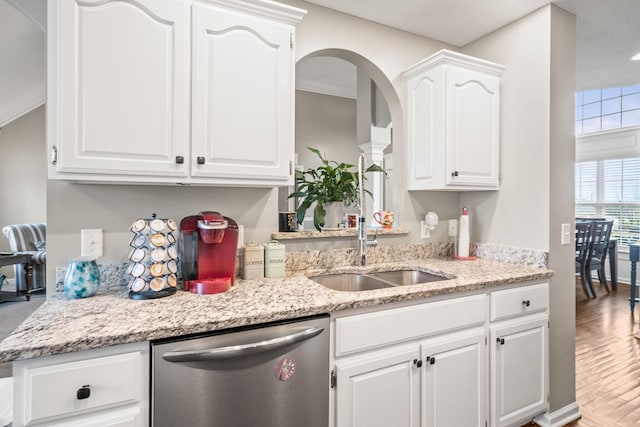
(567, 280, 640, 427)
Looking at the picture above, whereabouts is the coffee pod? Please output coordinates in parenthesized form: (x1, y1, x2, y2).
(167, 246, 178, 260)
(129, 248, 149, 264)
(129, 277, 148, 292)
(151, 248, 168, 262)
(130, 263, 150, 278)
(167, 274, 178, 288)
(130, 219, 149, 234)
(150, 276, 167, 291)
(150, 233, 167, 247)
(150, 263, 167, 277)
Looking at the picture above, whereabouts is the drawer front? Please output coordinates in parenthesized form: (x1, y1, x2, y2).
(335, 294, 486, 357)
(24, 351, 144, 425)
(490, 282, 549, 322)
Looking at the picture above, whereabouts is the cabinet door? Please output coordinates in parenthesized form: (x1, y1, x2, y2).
(490, 313, 548, 427)
(191, 3, 294, 185)
(445, 66, 500, 188)
(335, 344, 421, 427)
(50, 0, 190, 180)
(421, 328, 486, 427)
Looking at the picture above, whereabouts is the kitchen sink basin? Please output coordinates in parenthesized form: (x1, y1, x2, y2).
(310, 274, 393, 292)
(371, 270, 448, 286)
(310, 269, 450, 292)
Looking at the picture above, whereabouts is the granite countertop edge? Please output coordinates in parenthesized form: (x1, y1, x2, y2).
(0, 258, 553, 363)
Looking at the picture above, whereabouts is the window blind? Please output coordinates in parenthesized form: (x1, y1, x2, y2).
(575, 157, 640, 247)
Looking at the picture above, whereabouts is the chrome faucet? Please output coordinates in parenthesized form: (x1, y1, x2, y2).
(358, 154, 377, 266)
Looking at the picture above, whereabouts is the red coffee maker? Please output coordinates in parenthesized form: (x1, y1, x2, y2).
(179, 211, 239, 294)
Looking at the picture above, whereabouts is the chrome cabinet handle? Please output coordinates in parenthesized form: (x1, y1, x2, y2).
(162, 326, 324, 362)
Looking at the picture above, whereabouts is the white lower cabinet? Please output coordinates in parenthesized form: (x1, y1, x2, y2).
(331, 281, 549, 427)
(12, 342, 149, 427)
(490, 313, 549, 427)
(335, 344, 421, 427)
(421, 328, 486, 427)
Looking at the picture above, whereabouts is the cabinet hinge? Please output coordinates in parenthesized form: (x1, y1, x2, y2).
(485, 336, 487, 345)
(289, 160, 293, 176)
(290, 33, 293, 49)
(330, 369, 337, 389)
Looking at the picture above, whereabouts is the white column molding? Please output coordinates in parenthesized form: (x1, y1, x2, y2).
(359, 126, 391, 225)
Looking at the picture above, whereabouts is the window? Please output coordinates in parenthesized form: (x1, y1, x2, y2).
(575, 85, 640, 136)
(575, 158, 640, 247)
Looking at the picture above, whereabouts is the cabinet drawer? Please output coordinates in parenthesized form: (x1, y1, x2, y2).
(490, 282, 549, 322)
(335, 294, 486, 357)
(22, 351, 144, 425)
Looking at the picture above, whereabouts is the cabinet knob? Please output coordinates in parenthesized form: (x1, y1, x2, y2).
(197, 156, 206, 165)
(522, 300, 531, 307)
(426, 356, 436, 365)
(175, 156, 184, 164)
(413, 358, 423, 368)
(451, 171, 459, 177)
(76, 385, 91, 400)
(497, 337, 505, 345)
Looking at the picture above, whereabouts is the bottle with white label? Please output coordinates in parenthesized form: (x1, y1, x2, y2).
(458, 207, 470, 258)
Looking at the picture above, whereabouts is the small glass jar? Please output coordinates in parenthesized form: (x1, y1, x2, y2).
(64, 257, 100, 298)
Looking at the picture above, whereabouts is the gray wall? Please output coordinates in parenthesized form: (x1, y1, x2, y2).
(461, 5, 577, 414)
(295, 90, 359, 170)
(0, 106, 46, 262)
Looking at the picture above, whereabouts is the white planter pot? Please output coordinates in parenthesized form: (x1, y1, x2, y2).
(323, 202, 344, 229)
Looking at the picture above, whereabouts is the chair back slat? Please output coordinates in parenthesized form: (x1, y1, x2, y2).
(589, 220, 614, 261)
(576, 221, 594, 262)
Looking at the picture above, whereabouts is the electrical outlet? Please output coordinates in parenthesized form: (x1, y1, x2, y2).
(420, 221, 431, 238)
(81, 229, 103, 258)
(448, 219, 458, 237)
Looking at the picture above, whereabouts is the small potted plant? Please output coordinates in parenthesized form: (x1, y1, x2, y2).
(289, 147, 384, 231)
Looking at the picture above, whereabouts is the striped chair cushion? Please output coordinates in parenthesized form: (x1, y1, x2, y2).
(2, 223, 46, 253)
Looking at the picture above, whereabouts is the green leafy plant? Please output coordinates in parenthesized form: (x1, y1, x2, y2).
(288, 147, 385, 231)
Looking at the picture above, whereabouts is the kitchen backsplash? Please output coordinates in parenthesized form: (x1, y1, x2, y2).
(55, 242, 548, 291)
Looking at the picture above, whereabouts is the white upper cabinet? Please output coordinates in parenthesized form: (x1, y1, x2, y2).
(404, 49, 505, 191)
(190, 2, 295, 184)
(47, 0, 305, 186)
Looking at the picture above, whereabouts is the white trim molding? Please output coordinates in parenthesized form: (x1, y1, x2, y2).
(576, 125, 640, 162)
(534, 401, 581, 427)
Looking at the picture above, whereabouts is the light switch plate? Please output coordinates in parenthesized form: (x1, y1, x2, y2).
(561, 223, 571, 245)
(81, 229, 103, 258)
(448, 219, 458, 237)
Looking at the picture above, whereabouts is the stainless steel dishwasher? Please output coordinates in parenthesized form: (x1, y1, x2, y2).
(151, 315, 329, 427)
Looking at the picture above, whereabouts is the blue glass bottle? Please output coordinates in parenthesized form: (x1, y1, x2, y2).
(64, 257, 100, 298)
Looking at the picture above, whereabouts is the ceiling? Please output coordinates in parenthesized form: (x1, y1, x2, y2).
(301, 0, 640, 92)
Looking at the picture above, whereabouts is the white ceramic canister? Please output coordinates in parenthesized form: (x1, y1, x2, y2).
(264, 241, 285, 278)
(243, 242, 264, 280)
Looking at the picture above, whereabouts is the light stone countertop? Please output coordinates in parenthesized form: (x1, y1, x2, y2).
(0, 257, 552, 363)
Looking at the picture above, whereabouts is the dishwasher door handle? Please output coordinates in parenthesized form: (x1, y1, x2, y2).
(162, 326, 324, 362)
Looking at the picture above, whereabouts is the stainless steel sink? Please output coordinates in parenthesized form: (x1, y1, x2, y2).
(310, 269, 450, 292)
(310, 274, 392, 292)
(371, 270, 448, 286)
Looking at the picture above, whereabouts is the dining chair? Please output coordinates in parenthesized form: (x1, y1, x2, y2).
(576, 221, 595, 298)
(587, 220, 614, 295)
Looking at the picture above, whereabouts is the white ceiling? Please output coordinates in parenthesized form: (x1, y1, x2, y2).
(301, 0, 640, 92)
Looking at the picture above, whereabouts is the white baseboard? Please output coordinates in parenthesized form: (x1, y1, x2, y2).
(534, 402, 581, 427)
